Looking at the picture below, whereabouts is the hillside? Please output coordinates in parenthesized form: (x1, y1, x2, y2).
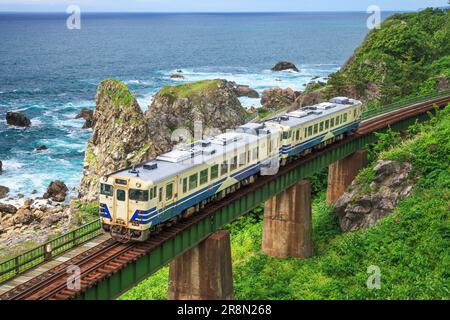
(325, 8, 450, 105)
(121, 105, 450, 300)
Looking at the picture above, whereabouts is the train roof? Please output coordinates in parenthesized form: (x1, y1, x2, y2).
(265, 97, 362, 129)
(107, 126, 280, 184)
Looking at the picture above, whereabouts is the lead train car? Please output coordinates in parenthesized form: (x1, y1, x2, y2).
(99, 96, 362, 242)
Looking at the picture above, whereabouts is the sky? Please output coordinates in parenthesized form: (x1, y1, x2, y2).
(0, 0, 448, 12)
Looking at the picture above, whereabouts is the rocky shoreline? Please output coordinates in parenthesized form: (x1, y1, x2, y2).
(0, 60, 327, 256)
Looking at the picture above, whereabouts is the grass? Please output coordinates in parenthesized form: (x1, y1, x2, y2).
(158, 79, 224, 104)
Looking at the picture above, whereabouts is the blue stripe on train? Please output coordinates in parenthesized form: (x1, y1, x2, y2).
(282, 121, 360, 157)
(137, 163, 262, 225)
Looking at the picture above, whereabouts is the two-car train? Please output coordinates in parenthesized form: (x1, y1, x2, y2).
(99, 96, 363, 242)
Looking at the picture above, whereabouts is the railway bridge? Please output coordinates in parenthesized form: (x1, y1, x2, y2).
(1, 91, 450, 300)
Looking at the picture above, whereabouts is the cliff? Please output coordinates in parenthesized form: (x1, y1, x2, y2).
(78, 79, 152, 200)
(78, 79, 248, 200)
(325, 8, 450, 104)
(145, 79, 247, 142)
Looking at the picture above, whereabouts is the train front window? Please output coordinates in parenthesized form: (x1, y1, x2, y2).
(100, 183, 113, 196)
(129, 189, 149, 202)
(282, 132, 289, 139)
(116, 189, 126, 202)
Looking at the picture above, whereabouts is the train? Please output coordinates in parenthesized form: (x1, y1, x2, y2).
(99, 96, 363, 242)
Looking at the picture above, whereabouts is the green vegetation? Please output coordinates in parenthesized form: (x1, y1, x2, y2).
(158, 79, 224, 104)
(73, 200, 99, 225)
(327, 8, 450, 105)
(102, 79, 135, 107)
(121, 106, 450, 300)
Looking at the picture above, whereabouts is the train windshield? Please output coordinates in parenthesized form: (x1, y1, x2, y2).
(100, 183, 113, 196)
(129, 189, 149, 202)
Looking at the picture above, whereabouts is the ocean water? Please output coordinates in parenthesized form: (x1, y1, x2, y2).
(0, 12, 392, 198)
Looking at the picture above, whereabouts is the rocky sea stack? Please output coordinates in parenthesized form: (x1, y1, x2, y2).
(78, 79, 152, 200)
(146, 79, 247, 142)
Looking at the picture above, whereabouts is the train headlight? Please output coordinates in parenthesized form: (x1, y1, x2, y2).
(136, 183, 141, 188)
(103, 177, 108, 182)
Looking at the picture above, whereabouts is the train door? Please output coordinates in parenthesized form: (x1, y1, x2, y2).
(114, 188, 129, 224)
(158, 179, 178, 221)
(164, 179, 177, 217)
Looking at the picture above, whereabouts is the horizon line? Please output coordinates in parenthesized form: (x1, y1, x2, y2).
(0, 9, 415, 14)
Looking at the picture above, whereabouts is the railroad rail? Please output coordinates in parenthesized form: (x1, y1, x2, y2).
(1, 91, 449, 300)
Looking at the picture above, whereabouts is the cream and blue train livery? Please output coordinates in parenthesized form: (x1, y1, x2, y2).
(99, 96, 363, 242)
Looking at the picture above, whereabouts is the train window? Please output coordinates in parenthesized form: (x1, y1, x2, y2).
(116, 189, 126, 202)
(296, 130, 300, 140)
(308, 126, 313, 136)
(282, 132, 289, 139)
(331, 118, 335, 127)
(159, 187, 163, 202)
(288, 131, 292, 138)
(166, 183, 173, 200)
(319, 122, 324, 131)
(354, 110, 357, 117)
(313, 124, 318, 134)
(129, 189, 149, 202)
(304, 128, 307, 137)
(200, 169, 209, 185)
(210, 165, 219, 180)
(343, 113, 348, 122)
(150, 187, 154, 199)
(221, 162, 228, 175)
(230, 156, 238, 171)
(239, 153, 246, 167)
(189, 173, 198, 191)
(182, 178, 188, 193)
(336, 116, 340, 125)
(325, 120, 329, 130)
(100, 183, 113, 196)
(248, 150, 251, 163)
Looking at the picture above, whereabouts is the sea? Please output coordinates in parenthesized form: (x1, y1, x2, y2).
(0, 12, 395, 198)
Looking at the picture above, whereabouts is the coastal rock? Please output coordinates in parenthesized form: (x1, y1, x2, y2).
(75, 108, 95, 129)
(43, 180, 68, 202)
(79, 79, 152, 200)
(228, 81, 259, 98)
(170, 73, 185, 79)
(334, 160, 415, 232)
(0, 186, 9, 199)
(260, 87, 300, 111)
(0, 203, 16, 214)
(6, 111, 31, 127)
(289, 87, 326, 110)
(35, 145, 48, 151)
(146, 79, 246, 146)
(271, 61, 300, 72)
(13, 208, 35, 225)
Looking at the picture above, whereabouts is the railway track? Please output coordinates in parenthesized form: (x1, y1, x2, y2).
(1, 95, 449, 300)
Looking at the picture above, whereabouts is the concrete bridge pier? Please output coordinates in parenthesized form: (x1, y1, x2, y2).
(168, 230, 234, 300)
(326, 149, 368, 205)
(262, 179, 313, 259)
